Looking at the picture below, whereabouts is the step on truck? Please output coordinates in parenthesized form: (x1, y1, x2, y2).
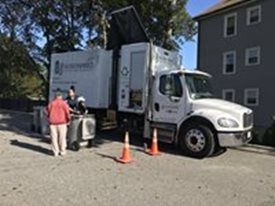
(49, 6, 253, 158)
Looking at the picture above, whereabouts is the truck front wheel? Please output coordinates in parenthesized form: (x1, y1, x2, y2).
(179, 124, 215, 158)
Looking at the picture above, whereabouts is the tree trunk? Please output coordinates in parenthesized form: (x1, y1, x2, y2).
(101, 12, 108, 49)
(164, 0, 177, 47)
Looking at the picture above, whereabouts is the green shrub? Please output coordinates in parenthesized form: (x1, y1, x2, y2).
(262, 122, 275, 147)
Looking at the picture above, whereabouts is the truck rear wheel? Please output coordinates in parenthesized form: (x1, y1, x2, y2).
(179, 124, 215, 158)
(71, 141, 80, 151)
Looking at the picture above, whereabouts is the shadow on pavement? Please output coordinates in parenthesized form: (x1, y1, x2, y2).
(96, 130, 198, 159)
(96, 153, 117, 161)
(0, 110, 227, 159)
(96, 130, 229, 159)
(10, 139, 52, 156)
(0, 110, 33, 135)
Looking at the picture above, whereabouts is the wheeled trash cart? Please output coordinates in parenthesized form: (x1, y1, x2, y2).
(67, 114, 96, 151)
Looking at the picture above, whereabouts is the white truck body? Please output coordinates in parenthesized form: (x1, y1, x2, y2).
(49, 48, 112, 108)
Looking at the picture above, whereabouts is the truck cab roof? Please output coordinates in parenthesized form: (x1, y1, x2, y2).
(159, 68, 212, 78)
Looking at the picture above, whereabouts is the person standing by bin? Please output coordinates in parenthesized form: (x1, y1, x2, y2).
(47, 89, 71, 156)
(66, 86, 79, 114)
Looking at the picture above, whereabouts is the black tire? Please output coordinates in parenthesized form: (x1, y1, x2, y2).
(71, 141, 80, 151)
(179, 124, 215, 158)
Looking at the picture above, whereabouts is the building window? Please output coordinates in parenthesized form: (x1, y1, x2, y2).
(223, 51, 236, 74)
(247, 5, 261, 25)
(244, 88, 259, 106)
(224, 13, 237, 37)
(222, 89, 235, 102)
(245, 47, 261, 66)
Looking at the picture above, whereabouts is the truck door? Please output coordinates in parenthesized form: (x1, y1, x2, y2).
(152, 72, 186, 124)
(118, 43, 150, 114)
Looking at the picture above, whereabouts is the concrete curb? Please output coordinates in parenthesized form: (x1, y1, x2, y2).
(231, 143, 275, 156)
(0, 108, 33, 115)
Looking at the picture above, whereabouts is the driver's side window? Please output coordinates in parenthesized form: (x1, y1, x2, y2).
(159, 74, 183, 97)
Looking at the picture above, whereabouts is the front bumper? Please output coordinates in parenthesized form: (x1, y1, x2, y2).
(217, 130, 252, 147)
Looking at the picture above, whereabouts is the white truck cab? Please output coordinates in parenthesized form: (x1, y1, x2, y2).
(150, 69, 253, 157)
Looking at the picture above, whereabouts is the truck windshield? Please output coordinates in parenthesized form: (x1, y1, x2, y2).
(185, 74, 214, 99)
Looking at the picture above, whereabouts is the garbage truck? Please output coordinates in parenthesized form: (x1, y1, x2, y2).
(49, 6, 253, 158)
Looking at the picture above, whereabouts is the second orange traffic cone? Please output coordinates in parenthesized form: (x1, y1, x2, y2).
(116, 131, 133, 164)
(147, 128, 161, 156)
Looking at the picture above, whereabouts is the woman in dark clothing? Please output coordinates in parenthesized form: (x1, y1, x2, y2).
(65, 86, 79, 114)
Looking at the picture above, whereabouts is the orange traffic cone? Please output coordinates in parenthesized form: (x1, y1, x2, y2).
(147, 128, 161, 156)
(116, 131, 133, 164)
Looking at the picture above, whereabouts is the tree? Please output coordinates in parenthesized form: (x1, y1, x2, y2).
(0, 0, 196, 99)
(0, 0, 46, 98)
(0, 0, 90, 99)
(0, 33, 44, 98)
(88, 0, 196, 50)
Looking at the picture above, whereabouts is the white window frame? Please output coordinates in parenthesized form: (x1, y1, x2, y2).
(245, 47, 261, 66)
(224, 13, 237, 38)
(223, 51, 236, 75)
(222, 89, 235, 102)
(247, 5, 262, 26)
(244, 88, 259, 106)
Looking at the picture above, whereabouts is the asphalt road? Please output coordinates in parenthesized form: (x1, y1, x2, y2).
(0, 110, 275, 206)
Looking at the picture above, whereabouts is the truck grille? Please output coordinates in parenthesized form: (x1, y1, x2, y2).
(243, 112, 253, 128)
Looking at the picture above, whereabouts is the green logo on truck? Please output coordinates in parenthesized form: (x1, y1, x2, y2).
(121, 66, 129, 77)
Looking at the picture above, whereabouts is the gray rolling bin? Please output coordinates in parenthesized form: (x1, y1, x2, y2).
(67, 114, 96, 151)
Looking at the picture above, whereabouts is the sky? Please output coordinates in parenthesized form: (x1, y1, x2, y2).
(181, 0, 219, 69)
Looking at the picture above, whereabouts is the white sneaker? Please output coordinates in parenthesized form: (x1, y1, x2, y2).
(60, 151, 66, 156)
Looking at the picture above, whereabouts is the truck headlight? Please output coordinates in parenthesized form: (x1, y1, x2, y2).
(218, 118, 239, 128)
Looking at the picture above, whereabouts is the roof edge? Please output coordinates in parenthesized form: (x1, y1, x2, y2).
(193, 0, 254, 21)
